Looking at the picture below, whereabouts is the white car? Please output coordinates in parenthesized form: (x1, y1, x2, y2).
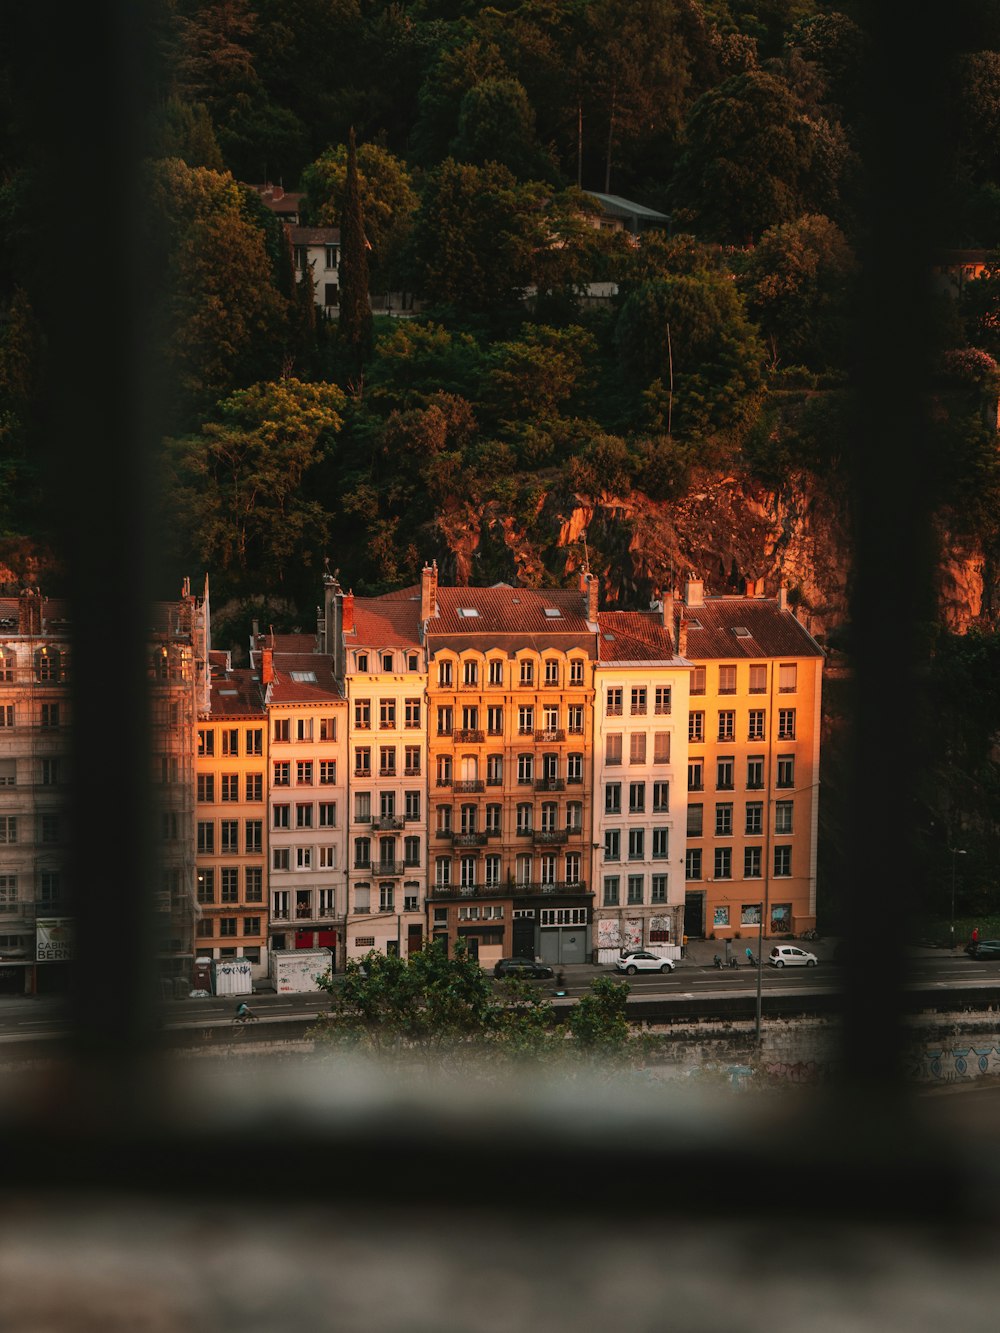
(769, 945, 818, 968)
(616, 950, 675, 975)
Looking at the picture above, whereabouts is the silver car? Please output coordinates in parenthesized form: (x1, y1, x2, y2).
(769, 945, 818, 968)
(616, 950, 675, 975)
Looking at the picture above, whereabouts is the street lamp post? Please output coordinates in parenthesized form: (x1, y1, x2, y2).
(754, 900, 764, 1044)
(950, 848, 967, 946)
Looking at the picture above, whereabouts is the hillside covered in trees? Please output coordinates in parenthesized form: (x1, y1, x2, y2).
(2, 1, 1000, 923)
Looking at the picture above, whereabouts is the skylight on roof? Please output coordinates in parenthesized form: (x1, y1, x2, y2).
(218, 688, 238, 696)
(603, 633, 616, 641)
(734, 627, 751, 638)
(543, 608, 562, 618)
(457, 608, 479, 618)
(686, 618, 702, 629)
(290, 670, 318, 682)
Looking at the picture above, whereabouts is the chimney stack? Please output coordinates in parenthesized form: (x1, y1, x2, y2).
(343, 592, 355, 634)
(684, 579, 703, 608)
(262, 647, 274, 685)
(778, 583, 788, 612)
(661, 589, 675, 648)
(18, 586, 42, 635)
(582, 572, 598, 622)
(677, 614, 688, 657)
(421, 562, 438, 622)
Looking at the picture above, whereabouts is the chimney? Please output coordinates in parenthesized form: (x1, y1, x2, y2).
(661, 590, 675, 648)
(421, 562, 438, 622)
(262, 648, 274, 685)
(18, 586, 42, 635)
(684, 579, 703, 608)
(580, 571, 598, 622)
(778, 584, 788, 612)
(677, 614, 688, 657)
(343, 591, 355, 634)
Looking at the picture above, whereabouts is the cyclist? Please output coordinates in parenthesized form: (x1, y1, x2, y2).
(234, 1000, 256, 1022)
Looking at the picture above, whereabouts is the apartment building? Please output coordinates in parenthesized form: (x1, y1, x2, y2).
(678, 580, 824, 940)
(249, 633, 347, 969)
(592, 604, 691, 962)
(423, 565, 598, 968)
(194, 660, 269, 980)
(320, 578, 428, 962)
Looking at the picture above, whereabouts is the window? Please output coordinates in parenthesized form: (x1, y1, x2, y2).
(605, 733, 622, 765)
(565, 852, 581, 884)
(630, 686, 647, 715)
(380, 699, 396, 728)
(774, 800, 794, 835)
(516, 803, 532, 834)
(274, 761, 290, 787)
(486, 754, 502, 786)
(566, 704, 583, 735)
(774, 845, 792, 877)
(460, 857, 476, 888)
(221, 868, 239, 903)
(519, 660, 533, 686)
(404, 836, 420, 866)
(687, 804, 703, 837)
(404, 891, 419, 912)
(435, 858, 451, 887)
(487, 706, 503, 735)
(41, 758, 58, 786)
(197, 775, 214, 803)
(748, 709, 765, 741)
(627, 875, 644, 904)
(745, 802, 763, 835)
(515, 854, 532, 885)
(651, 875, 667, 904)
(777, 755, 795, 788)
(485, 855, 502, 887)
(221, 820, 239, 853)
(629, 732, 646, 764)
(603, 876, 620, 906)
(715, 803, 733, 836)
(41, 703, 60, 728)
(197, 729, 214, 756)
(485, 804, 502, 835)
(246, 773, 263, 802)
(219, 918, 237, 938)
(606, 687, 623, 716)
(744, 846, 762, 878)
(319, 717, 337, 742)
(604, 830, 620, 861)
(243, 917, 261, 938)
(517, 754, 534, 784)
(221, 774, 238, 802)
(716, 758, 734, 790)
(197, 821, 213, 854)
(605, 782, 621, 814)
(354, 837, 371, 868)
(273, 718, 289, 743)
(196, 920, 213, 939)
(380, 883, 395, 912)
(629, 782, 645, 813)
(461, 705, 480, 732)
(688, 712, 704, 743)
(405, 791, 421, 821)
(566, 802, 582, 832)
(355, 699, 371, 730)
(652, 781, 669, 812)
(517, 705, 534, 734)
(221, 728, 238, 756)
(396, 745, 417, 777)
(463, 660, 479, 687)
(718, 665, 737, 694)
(245, 867, 263, 902)
(688, 760, 703, 792)
(690, 666, 706, 695)
(380, 791, 395, 820)
(628, 829, 644, 861)
(778, 708, 796, 740)
(379, 746, 396, 777)
(273, 847, 290, 871)
(273, 891, 290, 921)
(355, 792, 371, 823)
(540, 802, 557, 833)
(748, 664, 767, 694)
(718, 710, 735, 742)
(652, 732, 670, 765)
(296, 803, 313, 829)
(779, 663, 798, 693)
(436, 755, 452, 786)
(382, 653, 394, 673)
(296, 761, 313, 785)
(685, 849, 702, 880)
(0, 651, 12, 682)
(245, 820, 262, 853)
(652, 828, 669, 860)
(355, 747, 371, 777)
(404, 698, 421, 729)
(437, 706, 453, 736)
(543, 659, 559, 686)
(196, 870, 214, 904)
(437, 660, 452, 687)
(488, 659, 504, 686)
(747, 756, 764, 790)
(567, 753, 583, 784)
(569, 659, 584, 685)
(317, 760, 336, 786)
(273, 804, 290, 830)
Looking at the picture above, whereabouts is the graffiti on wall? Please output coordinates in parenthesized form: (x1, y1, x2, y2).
(911, 1046, 1000, 1082)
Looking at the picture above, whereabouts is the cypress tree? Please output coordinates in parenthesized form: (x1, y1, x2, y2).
(339, 126, 373, 370)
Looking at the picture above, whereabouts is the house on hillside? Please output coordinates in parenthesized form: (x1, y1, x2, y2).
(289, 226, 341, 313)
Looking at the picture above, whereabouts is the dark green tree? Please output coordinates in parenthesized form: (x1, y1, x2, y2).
(339, 126, 374, 370)
(451, 76, 557, 181)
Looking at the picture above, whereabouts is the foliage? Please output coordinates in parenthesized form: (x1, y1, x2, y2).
(564, 976, 631, 1056)
(451, 76, 557, 182)
(339, 127, 374, 368)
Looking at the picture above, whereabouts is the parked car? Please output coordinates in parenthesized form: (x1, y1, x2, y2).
(965, 939, 1000, 959)
(769, 945, 818, 968)
(493, 957, 555, 979)
(615, 950, 675, 975)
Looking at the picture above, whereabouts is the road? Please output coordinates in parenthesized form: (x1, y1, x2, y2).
(0, 951, 996, 1047)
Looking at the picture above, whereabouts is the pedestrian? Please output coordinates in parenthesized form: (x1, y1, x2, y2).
(972, 925, 980, 946)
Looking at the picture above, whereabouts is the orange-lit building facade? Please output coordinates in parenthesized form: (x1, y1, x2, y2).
(423, 567, 598, 968)
(678, 581, 824, 941)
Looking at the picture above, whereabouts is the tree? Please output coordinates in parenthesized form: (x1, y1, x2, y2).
(152, 96, 224, 170)
(301, 140, 418, 292)
(451, 76, 557, 181)
(565, 976, 631, 1056)
(339, 127, 374, 369)
(739, 213, 858, 370)
(162, 378, 345, 595)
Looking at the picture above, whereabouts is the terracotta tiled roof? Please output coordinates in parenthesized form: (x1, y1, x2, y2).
(288, 225, 340, 245)
(265, 651, 344, 704)
(374, 585, 420, 601)
(209, 669, 265, 717)
(682, 598, 824, 660)
(349, 599, 421, 648)
(267, 633, 318, 654)
(428, 585, 593, 636)
(597, 611, 682, 663)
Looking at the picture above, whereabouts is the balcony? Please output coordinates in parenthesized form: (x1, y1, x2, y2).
(371, 815, 404, 831)
(516, 881, 589, 896)
(535, 778, 565, 793)
(373, 862, 406, 877)
(533, 829, 568, 845)
(435, 778, 453, 788)
(354, 814, 372, 824)
(455, 729, 484, 744)
(295, 906, 315, 920)
(451, 831, 487, 847)
(427, 879, 589, 901)
(454, 780, 485, 794)
(404, 766, 421, 776)
(534, 729, 565, 743)
(486, 775, 503, 787)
